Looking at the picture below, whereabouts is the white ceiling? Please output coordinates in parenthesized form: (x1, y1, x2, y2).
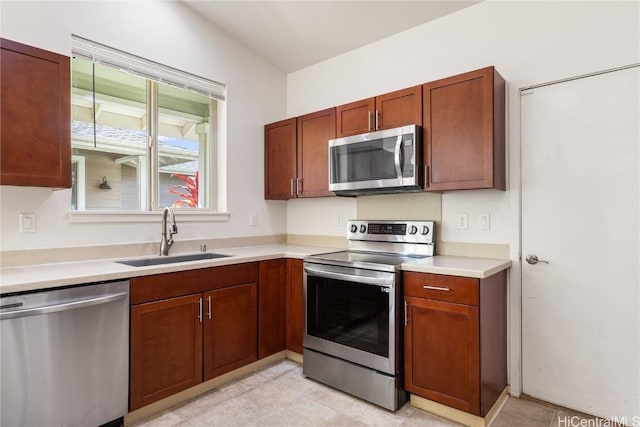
(182, 1, 480, 73)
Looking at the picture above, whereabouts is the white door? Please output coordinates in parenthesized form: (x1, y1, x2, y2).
(521, 66, 639, 420)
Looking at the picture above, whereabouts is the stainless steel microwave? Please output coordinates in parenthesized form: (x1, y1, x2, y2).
(328, 124, 422, 195)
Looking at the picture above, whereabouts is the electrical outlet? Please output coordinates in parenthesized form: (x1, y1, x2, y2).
(478, 213, 491, 230)
(249, 213, 258, 226)
(336, 211, 343, 226)
(20, 213, 36, 233)
(456, 213, 468, 230)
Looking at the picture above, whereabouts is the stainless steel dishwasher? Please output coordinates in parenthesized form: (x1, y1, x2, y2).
(1, 280, 129, 427)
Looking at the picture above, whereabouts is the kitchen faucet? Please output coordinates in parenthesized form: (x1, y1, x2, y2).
(160, 206, 178, 256)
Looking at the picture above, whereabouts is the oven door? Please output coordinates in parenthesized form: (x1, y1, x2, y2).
(303, 262, 398, 375)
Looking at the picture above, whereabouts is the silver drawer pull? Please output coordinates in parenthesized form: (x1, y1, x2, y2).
(423, 285, 450, 292)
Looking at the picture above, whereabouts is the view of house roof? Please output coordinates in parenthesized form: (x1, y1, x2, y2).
(71, 121, 198, 153)
(71, 120, 199, 174)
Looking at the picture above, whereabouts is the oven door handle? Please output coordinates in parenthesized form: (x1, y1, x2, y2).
(304, 265, 394, 287)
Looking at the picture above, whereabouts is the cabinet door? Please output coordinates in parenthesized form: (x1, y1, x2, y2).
(405, 296, 480, 415)
(258, 259, 287, 358)
(286, 258, 304, 354)
(376, 85, 422, 130)
(203, 283, 257, 380)
(0, 38, 71, 187)
(423, 66, 505, 191)
(264, 118, 297, 199)
(297, 108, 335, 198)
(130, 294, 203, 410)
(336, 97, 375, 137)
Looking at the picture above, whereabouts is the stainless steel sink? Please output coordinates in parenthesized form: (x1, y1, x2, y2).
(116, 252, 231, 267)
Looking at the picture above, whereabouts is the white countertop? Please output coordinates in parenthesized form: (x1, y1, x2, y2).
(0, 245, 511, 294)
(401, 255, 512, 279)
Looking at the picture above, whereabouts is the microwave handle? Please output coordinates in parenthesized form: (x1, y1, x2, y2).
(394, 135, 403, 179)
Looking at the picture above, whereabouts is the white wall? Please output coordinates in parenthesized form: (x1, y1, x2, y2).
(286, 0, 640, 395)
(0, 0, 288, 251)
(287, 0, 639, 242)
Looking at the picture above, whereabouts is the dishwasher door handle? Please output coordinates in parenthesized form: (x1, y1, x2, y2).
(0, 292, 128, 320)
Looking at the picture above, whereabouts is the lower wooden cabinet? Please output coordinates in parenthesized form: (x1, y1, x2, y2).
(204, 284, 257, 380)
(129, 259, 305, 411)
(405, 295, 480, 414)
(404, 270, 507, 416)
(258, 258, 304, 357)
(130, 294, 203, 411)
(258, 259, 287, 358)
(129, 263, 259, 411)
(285, 258, 304, 354)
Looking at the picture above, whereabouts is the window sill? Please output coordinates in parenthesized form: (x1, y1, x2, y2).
(68, 210, 230, 223)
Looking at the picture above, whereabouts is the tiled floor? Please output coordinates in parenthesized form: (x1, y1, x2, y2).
(131, 360, 601, 427)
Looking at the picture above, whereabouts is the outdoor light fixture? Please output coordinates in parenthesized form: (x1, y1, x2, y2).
(99, 176, 112, 190)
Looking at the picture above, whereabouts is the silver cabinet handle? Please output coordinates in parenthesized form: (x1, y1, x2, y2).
(297, 178, 302, 196)
(404, 300, 408, 326)
(0, 292, 127, 320)
(526, 254, 549, 265)
(207, 296, 212, 319)
(375, 110, 379, 130)
(290, 178, 295, 197)
(198, 298, 203, 323)
(423, 285, 450, 292)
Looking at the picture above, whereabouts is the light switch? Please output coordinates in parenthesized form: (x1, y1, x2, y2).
(20, 213, 36, 233)
(249, 213, 258, 226)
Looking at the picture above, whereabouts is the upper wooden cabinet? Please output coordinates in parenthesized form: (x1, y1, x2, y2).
(264, 108, 335, 200)
(265, 66, 506, 197)
(376, 86, 423, 131)
(335, 98, 375, 137)
(423, 66, 505, 191)
(297, 108, 335, 198)
(0, 38, 71, 188)
(336, 85, 422, 137)
(264, 118, 297, 200)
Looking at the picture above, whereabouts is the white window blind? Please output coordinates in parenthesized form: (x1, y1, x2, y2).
(71, 35, 226, 101)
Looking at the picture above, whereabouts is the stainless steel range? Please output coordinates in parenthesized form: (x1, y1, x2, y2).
(303, 219, 435, 411)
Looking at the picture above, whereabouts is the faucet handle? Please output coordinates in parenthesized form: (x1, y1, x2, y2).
(170, 223, 178, 234)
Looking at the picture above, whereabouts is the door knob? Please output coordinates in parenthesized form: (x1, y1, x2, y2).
(525, 254, 549, 265)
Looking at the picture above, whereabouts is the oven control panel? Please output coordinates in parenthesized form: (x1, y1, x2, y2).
(346, 220, 435, 244)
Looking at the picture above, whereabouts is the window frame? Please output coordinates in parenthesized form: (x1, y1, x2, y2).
(69, 35, 228, 221)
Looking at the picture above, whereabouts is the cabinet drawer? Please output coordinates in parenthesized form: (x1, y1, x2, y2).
(404, 272, 478, 305)
(131, 262, 259, 304)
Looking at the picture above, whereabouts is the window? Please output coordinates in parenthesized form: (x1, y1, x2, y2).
(70, 36, 225, 212)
